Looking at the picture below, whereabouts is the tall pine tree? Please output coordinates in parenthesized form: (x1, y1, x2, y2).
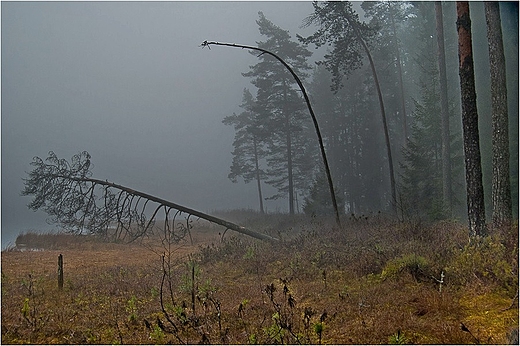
(485, 1, 513, 228)
(361, 1, 413, 148)
(223, 89, 267, 213)
(457, 1, 487, 237)
(243, 12, 315, 214)
(400, 66, 445, 219)
(399, 1, 465, 220)
(300, 1, 397, 211)
(435, 1, 454, 213)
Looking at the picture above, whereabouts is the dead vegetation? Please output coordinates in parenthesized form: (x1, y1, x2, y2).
(1, 213, 518, 344)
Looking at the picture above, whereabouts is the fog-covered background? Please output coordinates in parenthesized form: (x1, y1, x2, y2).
(3, 2, 518, 249)
(2, 2, 319, 248)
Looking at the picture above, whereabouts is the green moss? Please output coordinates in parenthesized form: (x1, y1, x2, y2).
(459, 292, 519, 344)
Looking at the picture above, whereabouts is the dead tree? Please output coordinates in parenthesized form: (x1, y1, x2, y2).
(21, 151, 278, 243)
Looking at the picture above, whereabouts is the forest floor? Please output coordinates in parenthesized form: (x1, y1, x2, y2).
(1, 212, 518, 344)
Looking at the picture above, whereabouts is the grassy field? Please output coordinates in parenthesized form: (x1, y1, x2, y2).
(1, 212, 518, 344)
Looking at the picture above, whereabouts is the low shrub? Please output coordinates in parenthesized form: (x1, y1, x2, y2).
(2, 215, 518, 344)
(381, 253, 430, 281)
(447, 235, 518, 294)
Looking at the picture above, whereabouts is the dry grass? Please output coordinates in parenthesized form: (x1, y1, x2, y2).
(1, 214, 518, 344)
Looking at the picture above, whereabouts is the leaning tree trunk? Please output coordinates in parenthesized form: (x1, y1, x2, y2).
(348, 19, 397, 212)
(435, 1, 453, 214)
(79, 177, 279, 241)
(202, 41, 342, 228)
(485, 1, 512, 228)
(456, 1, 487, 237)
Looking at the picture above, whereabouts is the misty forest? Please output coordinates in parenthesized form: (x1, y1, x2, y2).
(2, 1, 519, 344)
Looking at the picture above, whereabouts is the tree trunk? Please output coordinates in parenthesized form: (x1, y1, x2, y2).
(203, 41, 342, 227)
(283, 78, 295, 215)
(76, 176, 279, 242)
(485, 1, 512, 228)
(286, 122, 294, 215)
(348, 18, 397, 211)
(253, 136, 265, 214)
(456, 1, 487, 237)
(58, 254, 64, 290)
(435, 1, 453, 214)
(388, 2, 408, 146)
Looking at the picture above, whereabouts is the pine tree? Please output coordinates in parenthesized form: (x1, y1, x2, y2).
(303, 164, 344, 217)
(435, 1, 454, 214)
(361, 1, 413, 147)
(457, 1, 487, 237)
(222, 89, 267, 213)
(300, 1, 397, 211)
(399, 2, 466, 220)
(485, 1, 512, 227)
(400, 74, 445, 219)
(399, 16, 444, 219)
(243, 12, 314, 214)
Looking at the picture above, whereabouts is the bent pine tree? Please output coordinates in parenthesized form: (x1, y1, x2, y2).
(21, 151, 278, 243)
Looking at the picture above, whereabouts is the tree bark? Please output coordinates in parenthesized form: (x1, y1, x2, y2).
(435, 1, 453, 214)
(456, 2, 487, 237)
(485, 1, 512, 228)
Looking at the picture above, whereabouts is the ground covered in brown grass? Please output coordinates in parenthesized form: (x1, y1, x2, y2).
(1, 213, 518, 344)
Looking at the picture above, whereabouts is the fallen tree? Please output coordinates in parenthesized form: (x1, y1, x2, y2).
(21, 151, 278, 243)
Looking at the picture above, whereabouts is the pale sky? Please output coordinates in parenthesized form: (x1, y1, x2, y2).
(1, 1, 319, 247)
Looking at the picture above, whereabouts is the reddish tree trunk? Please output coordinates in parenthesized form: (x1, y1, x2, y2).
(485, 1, 512, 228)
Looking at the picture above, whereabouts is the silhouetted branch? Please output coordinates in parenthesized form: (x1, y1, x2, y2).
(22, 151, 278, 242)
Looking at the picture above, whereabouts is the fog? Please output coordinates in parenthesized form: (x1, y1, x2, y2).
(1, 2, 319, 248)
(3, 2, 518, 249)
